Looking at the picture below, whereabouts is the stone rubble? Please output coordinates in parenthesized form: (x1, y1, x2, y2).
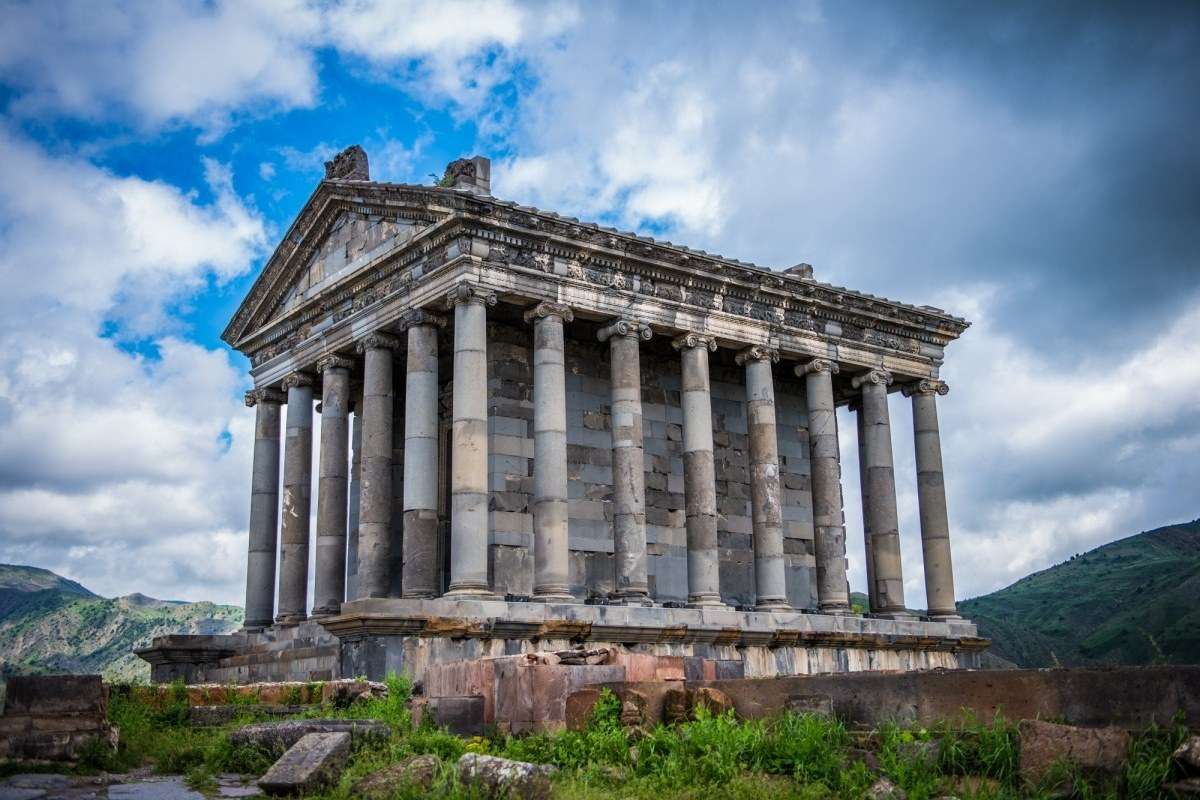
(229, 718, 388, 758)
(257, 731, 351, 796)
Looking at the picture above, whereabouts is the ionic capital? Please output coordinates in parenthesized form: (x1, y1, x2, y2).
(523, 301, 574, 324)
(244, 387, 286, 407)
(316, 353, 355, 374)
(396, 308, 448, 333)
(597, 318, 652, 342)
(281, 371, 315, 391)
(795, 358, 840, 377)
(671, 332, 718, 352)
(902, 378, 950, 397)
(735, 345, 779, 366)
(443, 282, 496, 310)
(851, 368, 894, 390)
(355, 331, 402, 354)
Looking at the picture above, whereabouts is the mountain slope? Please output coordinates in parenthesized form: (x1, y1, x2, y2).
(960, 519, 1200, 668)
(0, 564, 243, 682)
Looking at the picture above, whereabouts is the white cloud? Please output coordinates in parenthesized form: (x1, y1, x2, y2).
(0, 130, 269, 602)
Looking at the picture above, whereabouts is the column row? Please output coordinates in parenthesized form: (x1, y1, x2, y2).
(241, 296, 958, 624)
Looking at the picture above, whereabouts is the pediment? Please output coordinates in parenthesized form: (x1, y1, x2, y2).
(263, 209, 425, 325)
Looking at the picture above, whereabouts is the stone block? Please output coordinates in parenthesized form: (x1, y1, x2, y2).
(352, 754, 441, 798)
(259, 731, 351, 795)
(423, 695, 486, 737)
(229, 719, 388, 758)
(457, 753, 555, 800)
(1017, 719, 1129, 784)
(785, 694, 833, 716)
(3, 675, 104, 716)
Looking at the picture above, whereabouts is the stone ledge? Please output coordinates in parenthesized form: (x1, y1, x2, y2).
(319, 597, 984, 653)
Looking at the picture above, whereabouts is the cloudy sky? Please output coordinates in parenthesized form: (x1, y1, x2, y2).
(0, 0, 1196, 607)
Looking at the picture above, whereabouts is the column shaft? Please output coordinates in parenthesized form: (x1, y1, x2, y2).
(243, 390, 283, 630)
(855, 405, 878, 612)
(276, 374, 314, 624)
(356, 334, 399, 599)
(527, 303, 574, 601)
(402, 315, 443, 598)
(855, 369, 908, 615)
(797, 359, 851, 614)
(446, 284, 495, 596)
(600, 320, 652, 604)
(674, 333, 724, 607)
(346, 389, 363, 601)
(312, 356, 352, 616)
(905, 380, 958, 618)
(740, 348, 789, 609)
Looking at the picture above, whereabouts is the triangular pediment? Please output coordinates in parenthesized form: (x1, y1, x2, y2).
(224, 182, 445, 347)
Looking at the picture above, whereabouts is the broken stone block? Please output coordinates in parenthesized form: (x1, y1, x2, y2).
(1017, 719, 1130, 784)
(692, 687, 734, 718)
(1176, 736, 1200, 775)
(258, 732, 351, 796)
(663, 687, 691, 725)
(456, 753, 555, 800)
(1164, 777, 1200, 797)
(0, 674, 116, 761)
(352, 754, 441, 798)
(866, 776, 907, 800)
(320, 678, 388, 708)
(229, 719, 388, 758)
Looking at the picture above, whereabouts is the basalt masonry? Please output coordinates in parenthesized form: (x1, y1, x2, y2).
(139, 147, 985, 685)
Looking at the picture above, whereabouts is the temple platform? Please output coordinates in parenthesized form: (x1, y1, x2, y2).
(138, 598, 987, 686)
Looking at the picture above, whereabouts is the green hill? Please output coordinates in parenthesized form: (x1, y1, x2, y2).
(959, 518, 1200, 668)
(0, 564, 243, 682)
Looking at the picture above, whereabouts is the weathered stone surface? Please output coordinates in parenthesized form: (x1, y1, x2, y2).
(3, 674, 104, 715)
(692, 687, 734, 717)
(785, 694, 833, 716)
(422, 695, 486, 736)
(258, 732, 351, 796)
(352, 754, 441, 798)
(1017, 719, 1129, 783)
(867, 776, 907, 800)
(1165, 777, 1200, 797)
(1176, 735, 1200, 775)
(229, 719, 388, 758)
(0, 675, 116, 761)
(456, 753, 555, 800)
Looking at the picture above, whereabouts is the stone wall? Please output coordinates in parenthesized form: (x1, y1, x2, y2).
(477, 317, 818, 608)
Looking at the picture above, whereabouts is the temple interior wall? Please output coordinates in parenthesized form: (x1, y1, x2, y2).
(419, 316, 822, 608)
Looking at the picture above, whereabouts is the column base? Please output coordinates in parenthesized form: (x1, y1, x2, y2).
(402, 592, 438, 600)
(755, 598, 792, 611)
(687, 594, 730, 609)
(531, 592, 576, 604)
(927, 612, 962, 622)
(818, 603, 854, 616)
(239, 621, 271, 633)
(444, 586, 499, 600)
(609, 591, 654, 607)
(274, 613, 307, 626)
(310, 604, 341, 618)
(873, 609, 916, 620)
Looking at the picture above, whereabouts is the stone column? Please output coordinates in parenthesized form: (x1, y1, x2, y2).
(445, 283, 496, 597)
(902, 378, 958, 619)
(312, 355, 353, 617)
(598, 319, 653, 605)
(525, 301, 575, 602)
(345, 387, 363, 601)
(276, 372, 314, 624)
(673, 332, 725, 608)
(242, 388, 284, 631)
(400, 310, 445, 599)
(854, 403, 879, 612)
(852, 368, 909, 616)
(737, 346, 790, 610)
(355, 331, 401, 600)
(795, 359, 850, 614)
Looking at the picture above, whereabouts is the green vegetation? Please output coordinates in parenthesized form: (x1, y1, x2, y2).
(59, 677, 1189, 799)
(959, 518, 1200, 668)
(0, 564, 242, 682)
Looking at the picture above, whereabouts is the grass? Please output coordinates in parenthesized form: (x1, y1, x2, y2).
(4, 675, 1191, 799)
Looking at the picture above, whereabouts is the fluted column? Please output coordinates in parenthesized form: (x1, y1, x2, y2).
(599, 319, 653, 605)
(445, 283, 496, 597)
(242, 388, 284, 631)
(526, 301, 575, 602)
(903, 378, 958, 619)
(673, 332, 726, 608)
(355, 331, 401, 599)
(737, 346, 790, 610)
(400, 310, 446, 599)
(276, 372, 314, 624)
(852, 367, 909, 616)
(796, 359, 850, 614)
(312, 355, 353, 617)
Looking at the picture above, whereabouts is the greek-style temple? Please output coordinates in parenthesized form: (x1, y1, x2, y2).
(139, 145, 986, 686)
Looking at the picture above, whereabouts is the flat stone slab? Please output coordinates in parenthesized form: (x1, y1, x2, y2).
(456, 753, 555, 800)
(108, 777, 205, 800)
(228, 718, 388, 757)
(258, 732, 351, 796)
